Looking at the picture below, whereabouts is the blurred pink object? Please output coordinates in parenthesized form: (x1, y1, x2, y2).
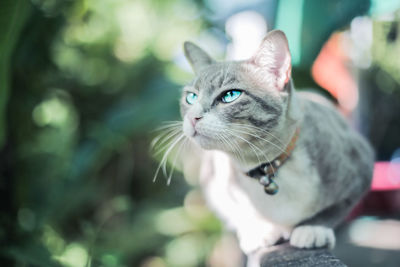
(371, 162, 400, 191)
(349, 162, 400, 219)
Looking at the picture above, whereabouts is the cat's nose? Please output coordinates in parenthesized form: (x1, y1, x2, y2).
(191, 116, 202, 126)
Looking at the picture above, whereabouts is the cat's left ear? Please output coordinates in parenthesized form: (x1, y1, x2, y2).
(250, 30, 292, 91)
(184, 41, 215, 74)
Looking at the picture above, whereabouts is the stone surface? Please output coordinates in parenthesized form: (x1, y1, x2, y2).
(260, 243, 347, 267)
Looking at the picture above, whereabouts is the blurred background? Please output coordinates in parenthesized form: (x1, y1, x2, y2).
(1, 0, 400, 266)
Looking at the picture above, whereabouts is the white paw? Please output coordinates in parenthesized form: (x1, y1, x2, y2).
(290, 225, 335, 249)
(237, 226, 283, 254)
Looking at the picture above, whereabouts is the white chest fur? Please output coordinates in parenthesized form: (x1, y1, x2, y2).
(198, 147, 321, 252)
(236, 146, 321, 226)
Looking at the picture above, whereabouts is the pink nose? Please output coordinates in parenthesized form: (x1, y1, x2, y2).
(191, 116, 202, 126)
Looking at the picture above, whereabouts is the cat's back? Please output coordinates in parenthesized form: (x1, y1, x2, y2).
(299, 92, 348, 134)
(297, 92, 374, 202)
(299, 92, 370, 152)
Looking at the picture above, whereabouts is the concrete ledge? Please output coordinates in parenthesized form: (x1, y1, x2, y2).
(259, 243, 347, 267)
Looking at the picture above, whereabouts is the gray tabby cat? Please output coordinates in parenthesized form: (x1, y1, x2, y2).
(156, 30, 374, 264)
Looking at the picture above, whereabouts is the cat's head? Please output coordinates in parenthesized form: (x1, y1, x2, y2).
(181, 30, 295, 158)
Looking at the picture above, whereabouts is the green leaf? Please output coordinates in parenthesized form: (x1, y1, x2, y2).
(0, 0, 31, 148)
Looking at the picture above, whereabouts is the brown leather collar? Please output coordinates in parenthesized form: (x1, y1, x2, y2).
(245, 127, 300, 195)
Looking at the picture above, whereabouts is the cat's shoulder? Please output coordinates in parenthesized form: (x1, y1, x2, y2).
(296, 90, 350, 133)
(296, 89, 335, 108)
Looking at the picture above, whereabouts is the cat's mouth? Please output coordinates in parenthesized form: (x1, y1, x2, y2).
(192, 129, 227, 151)
(189, 126, 198, 138)
(183, 118, 222, 150)
(192, 129, 205, 140)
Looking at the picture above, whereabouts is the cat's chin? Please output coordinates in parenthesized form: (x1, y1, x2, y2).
(192, 135, 215, 150)
(191, 134, 223, 151)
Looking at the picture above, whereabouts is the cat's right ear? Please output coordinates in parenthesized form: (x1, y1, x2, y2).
(249, 30, 292, 91)
(184, 42, 215, 74)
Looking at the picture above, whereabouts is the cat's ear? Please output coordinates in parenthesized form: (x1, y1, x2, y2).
(249, 30, 291, 90)
(184, 41, 215, 73)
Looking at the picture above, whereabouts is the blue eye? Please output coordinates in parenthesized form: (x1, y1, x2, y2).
(221, 90, 241, 103)
(186, 92, 198, 105)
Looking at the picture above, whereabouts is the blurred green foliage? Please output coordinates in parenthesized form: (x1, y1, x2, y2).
(0, 0, 31, 148)
(1, 0, 221, 266)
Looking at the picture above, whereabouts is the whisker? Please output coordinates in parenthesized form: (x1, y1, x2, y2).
(153, 134, 185, 183)
(230, 127, 288, 156)
(167, 138, 188, 185)
(217, 133, 242, 164)
(219, 132, 246, 165)
(225, 129, 266, 167)
(152, 128, 182, 153)
(230, 136, 247, 166)
(225, 129, 276, 176)
(230, 123, 287, 149)
(151, 121, 182, 132)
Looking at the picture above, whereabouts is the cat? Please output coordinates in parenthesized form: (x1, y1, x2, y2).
(155, 30, 374, 264)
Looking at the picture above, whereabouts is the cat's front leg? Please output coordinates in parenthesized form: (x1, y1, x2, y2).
(289, 198, 356, 249)
(236, 220, 289, 254)
(290, 225, 335, 249)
